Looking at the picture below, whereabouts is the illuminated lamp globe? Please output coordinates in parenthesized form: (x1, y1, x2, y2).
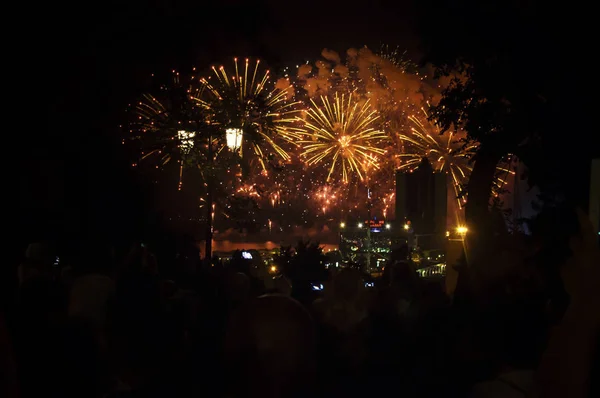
(177, 130, 196, 154)
(226, 128, 243, 151)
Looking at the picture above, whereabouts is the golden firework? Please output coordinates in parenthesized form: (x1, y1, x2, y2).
(236, 184, 260, 197)
(396, 106, 513, 208)
(195, 58, 303, 171)
(297, 92, 388, 183)
(132, 74, 207, 190)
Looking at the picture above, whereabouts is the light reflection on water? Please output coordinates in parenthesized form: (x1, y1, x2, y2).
(199, 240, 339, 253)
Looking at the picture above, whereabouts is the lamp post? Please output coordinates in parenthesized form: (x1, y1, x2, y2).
(178, 129, 216, 262)
(364, 165, 373, 274)
(339, 222, 345, 259)
(204, 130, 214, 264)
(366, 191, 372, 274)
(204, 127, 243, 263)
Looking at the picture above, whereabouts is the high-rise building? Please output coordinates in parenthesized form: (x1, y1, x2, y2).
(395, 158, 447, 249)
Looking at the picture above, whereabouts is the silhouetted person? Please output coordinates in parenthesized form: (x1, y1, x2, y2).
(68, 245, 116, 333)
(17, 242, 55, 286)
(224, 295, 316, 397)
(224, 272, 251, 311)
(312, 268, 370, 395)
(379, 261, 422, 322)
(536, 209, 600, 398)
(16, 243, 68, 398)
(313, 268, 368, 333)
(0, 312, 19, 398)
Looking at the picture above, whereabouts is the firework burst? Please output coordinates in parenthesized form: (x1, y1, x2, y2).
(313, 185, 340, 215)
(396, 106, 514, 208)
(130, 72, 216, 190)
(378, 45, 414, 70)
(236, 184, 261, 197)
(297, 92, 388, 183)
(196, 58, 303, 171)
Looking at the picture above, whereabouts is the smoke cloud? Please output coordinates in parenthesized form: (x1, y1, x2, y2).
(275, 77, 295, 100)
(298, 46, 442, 114)
(321, 48, 341, 64)
(303, 60, 336, 97)
(297, 64, 312, 78)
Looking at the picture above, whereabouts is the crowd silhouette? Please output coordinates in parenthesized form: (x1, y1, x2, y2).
(2, 210, 599, 398)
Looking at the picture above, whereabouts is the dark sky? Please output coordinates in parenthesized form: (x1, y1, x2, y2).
(16, 0, 418, 243)
(32, 0, 419, 134)
(11, 0, 597, 264)
(31, 0, 418, 145)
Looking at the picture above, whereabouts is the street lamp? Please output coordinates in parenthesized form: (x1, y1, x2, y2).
(456, 225, 468, 235)
(358, 222, 363, 228)
(385, 223, 391, 230)
(340, 222, 346, 228)
(226, 128, 243, 151)
(177, 130, 195, 154)
(403, 223, 410, 231)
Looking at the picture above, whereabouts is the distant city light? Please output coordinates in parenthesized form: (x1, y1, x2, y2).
(270, 265, 277, 273)
(403, 224, 410, 230)
(358, 222, 363, 228)
(340, 222, 346, 228)
(385, 223, 391, 229)
(456, 226, 468, 235)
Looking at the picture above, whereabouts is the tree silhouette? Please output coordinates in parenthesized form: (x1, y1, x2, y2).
(417, 0, 597, 266)
(128, 65, 296, 259)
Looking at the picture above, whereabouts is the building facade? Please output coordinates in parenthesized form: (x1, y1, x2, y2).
(395, 159, 447, 250)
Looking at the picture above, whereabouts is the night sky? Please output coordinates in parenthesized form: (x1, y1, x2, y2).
(14, 0, 594, 248)
(16, 0, 418, 245)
